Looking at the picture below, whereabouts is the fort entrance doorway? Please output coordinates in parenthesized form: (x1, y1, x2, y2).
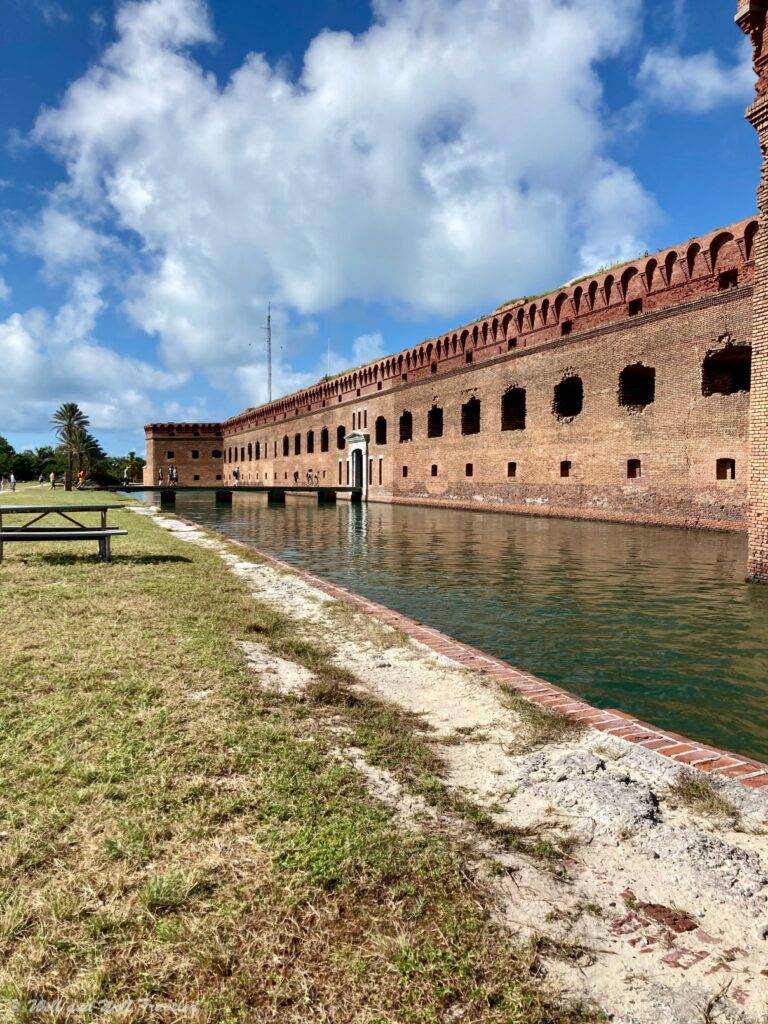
(347, 432, 369, 499)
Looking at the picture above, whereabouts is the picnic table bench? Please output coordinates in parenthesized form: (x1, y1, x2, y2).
(0, 504, 127, 562)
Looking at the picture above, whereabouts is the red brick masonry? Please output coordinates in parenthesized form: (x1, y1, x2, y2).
(236, 539, 768, 792)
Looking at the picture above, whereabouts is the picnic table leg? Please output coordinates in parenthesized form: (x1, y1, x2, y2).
(104, 536, 112, 562)
(101, 510, 107, 530)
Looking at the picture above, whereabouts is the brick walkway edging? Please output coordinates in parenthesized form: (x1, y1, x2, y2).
(214, 536, 768, 792)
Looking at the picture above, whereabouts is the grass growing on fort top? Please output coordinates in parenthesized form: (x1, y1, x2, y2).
(0, 486, 597, 1023)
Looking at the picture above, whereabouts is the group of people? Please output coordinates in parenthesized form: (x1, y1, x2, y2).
(1, 470, 64, 490)
(291, 470, 319, 486)
(39, 471, 81, 489)
(157, 463, 179, 486)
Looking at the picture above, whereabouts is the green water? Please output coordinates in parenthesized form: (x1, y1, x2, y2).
(146, 492, 768, 762)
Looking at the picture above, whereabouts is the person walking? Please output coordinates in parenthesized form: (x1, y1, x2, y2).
(49, 471, 57, 489)
(122, 466, 130, 487)
(38, 472, 45, 488)
(9, 472, 16, 492)
(0, 475, 6, 493)
(158, 466, 165, 486)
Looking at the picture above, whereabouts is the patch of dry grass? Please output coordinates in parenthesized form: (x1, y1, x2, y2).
(326, 598, 412, 650)
(668, 771, 739, 822)
(0, 488, 598, 1023)
(501, 691, 586, 750)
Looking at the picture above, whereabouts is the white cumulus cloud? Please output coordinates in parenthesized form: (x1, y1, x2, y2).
(0, 274, 186, 433)
(638, 42, 754, 114)
(24, 0, 655, 415)
(352, 332, 386, 365)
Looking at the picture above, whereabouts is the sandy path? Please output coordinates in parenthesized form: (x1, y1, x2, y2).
(133, 506, 768, 1024)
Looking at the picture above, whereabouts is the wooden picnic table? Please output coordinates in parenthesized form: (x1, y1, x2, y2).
(0, 504, 127, 562)
(0, 504, 125, 529)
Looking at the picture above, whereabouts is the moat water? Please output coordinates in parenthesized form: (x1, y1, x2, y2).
(136, 492, 768, 763)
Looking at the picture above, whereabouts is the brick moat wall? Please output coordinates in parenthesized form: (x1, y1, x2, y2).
(144, 221, 757, 531)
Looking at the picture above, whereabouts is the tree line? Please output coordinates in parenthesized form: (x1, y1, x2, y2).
(1, 403, 145, 489)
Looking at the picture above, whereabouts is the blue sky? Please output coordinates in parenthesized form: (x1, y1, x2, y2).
(0, 0, 758, 455)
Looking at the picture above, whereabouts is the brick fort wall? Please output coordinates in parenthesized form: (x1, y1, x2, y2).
(145, 217, 757, 533)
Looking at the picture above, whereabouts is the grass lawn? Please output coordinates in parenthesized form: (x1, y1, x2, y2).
(0, 485, 596, 1023)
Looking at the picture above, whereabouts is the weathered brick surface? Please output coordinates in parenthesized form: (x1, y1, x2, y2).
(145, 220, 758, 532)
(143, 423, 223, 487)
(738, 1, 768, 576)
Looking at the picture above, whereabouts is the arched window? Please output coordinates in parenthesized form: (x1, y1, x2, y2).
(282, 435, 289, 457)
(644, 258, 658, 291)
(553, 376, 584, 420)
(702, 345, 751, 396)
(307, 430, 314, 454)
(255, 441, 260, 460)
(501, 387, 526, 431)
(375, 416, 387, 445)
(686, 242, 701, 279)
(710, 232, 735, 273)
(399, 411, 413, 443)
(745, 220, 759, 261)
(461, 397, 481, 435)
(212, 449, 222, 459)
(247, 443, 252, 461)
(337, 425, 346, 450)
(294, 433, 301, 455)
(427, 405, 443, 438)
(664, 250, 678, 285)
(620, 267, 638, 299)
(618, 364, 656, 410)
(321, 427, 329, 452)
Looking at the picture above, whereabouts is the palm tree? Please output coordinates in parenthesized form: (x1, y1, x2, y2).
(52, 403, 89, 491)
(69, 428, 104, 484)
(125, 450, 139, 483)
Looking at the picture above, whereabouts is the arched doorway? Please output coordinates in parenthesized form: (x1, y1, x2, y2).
(346, 430, 369, 500)
(352, 448, 363, 489)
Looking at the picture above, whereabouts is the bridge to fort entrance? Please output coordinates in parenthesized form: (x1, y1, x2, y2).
(119, 484, 363, 505)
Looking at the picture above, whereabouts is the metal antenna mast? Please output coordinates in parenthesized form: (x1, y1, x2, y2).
(265, 302, 272, 402)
